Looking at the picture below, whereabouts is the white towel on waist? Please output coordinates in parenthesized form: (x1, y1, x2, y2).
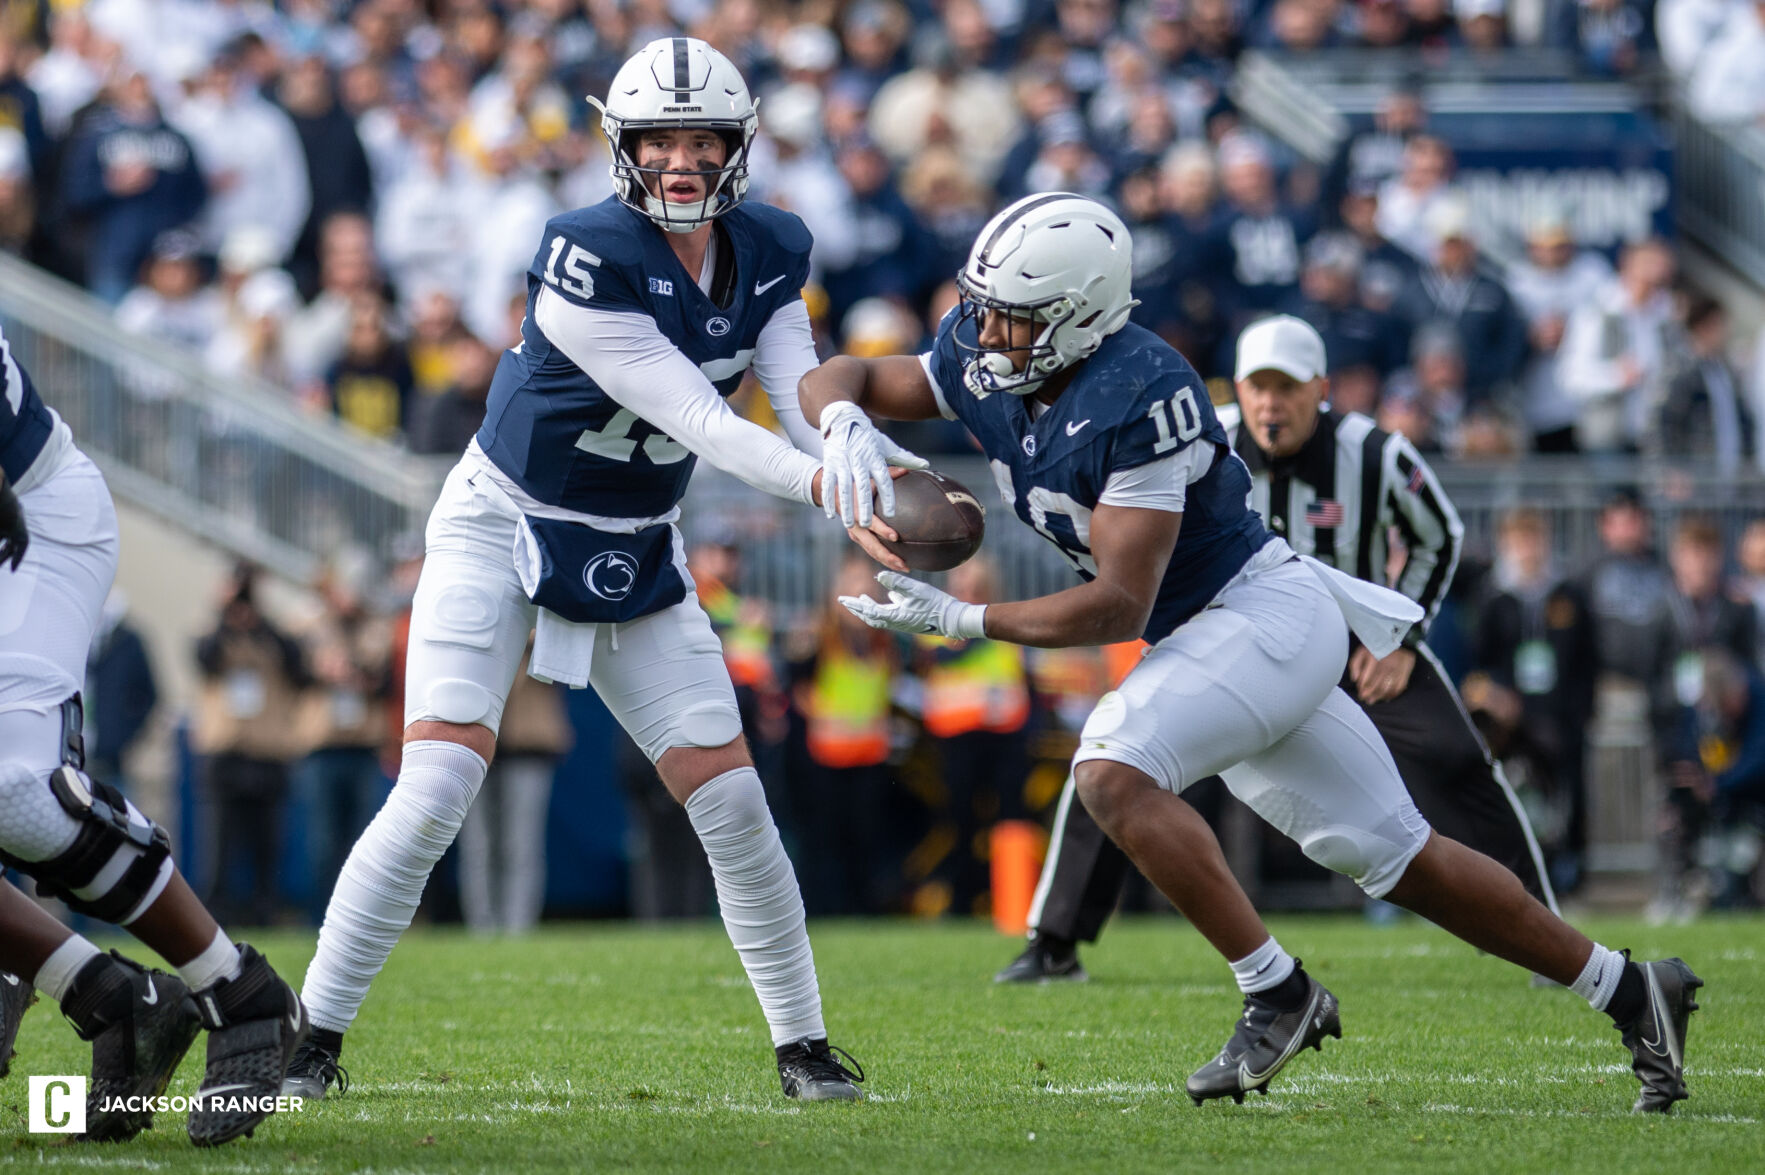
(1299, 555, 1423, 659)
(514, 516, 597, 688)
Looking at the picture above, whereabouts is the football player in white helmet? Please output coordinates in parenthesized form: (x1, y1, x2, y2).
(290, 37, 903, 1106)
(800, 191, 1702, 1114)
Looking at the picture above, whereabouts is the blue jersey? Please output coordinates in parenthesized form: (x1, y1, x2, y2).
(928, 315, 1271, 643)
(476, 197, 813, 519)
(1, 324, 54, 485)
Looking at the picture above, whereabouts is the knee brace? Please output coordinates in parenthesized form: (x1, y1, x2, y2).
(0, 764, 173, 924)
(0, 695, 175, 924)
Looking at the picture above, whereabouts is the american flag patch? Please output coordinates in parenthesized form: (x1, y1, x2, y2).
(1406, 466, 1426, 494)
(1306, 500, 1344, 526)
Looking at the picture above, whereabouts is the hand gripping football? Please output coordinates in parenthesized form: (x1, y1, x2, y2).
(873, 469, 986, 572)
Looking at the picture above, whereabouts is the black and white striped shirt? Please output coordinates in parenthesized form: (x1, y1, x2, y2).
(1222, 405, 1463, 645)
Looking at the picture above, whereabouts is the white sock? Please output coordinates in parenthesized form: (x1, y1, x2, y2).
(1228, 937, 1296, 995)
(178, 928, 242, 992)
(1569, 942, 1625, 1011)
(36, 935, 102, 1003)
(685, 767, 825, 1046)
(301, 740, 486, 1033)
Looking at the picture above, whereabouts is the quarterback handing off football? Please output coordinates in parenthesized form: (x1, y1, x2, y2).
(874, 470, 986, 571)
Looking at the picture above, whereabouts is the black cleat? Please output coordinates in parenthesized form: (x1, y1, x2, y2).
(1185, 965, 1341, 1105)
(1, 970, 38, 1079)
(281, 1034, 349, 1100)
(776, 1038, 865, 1102)
(993, 934, 1088, 984)
(1615, 956, 1702, 1114)
(59, 952, 201, 1142)
(187, 945, 308, 1147)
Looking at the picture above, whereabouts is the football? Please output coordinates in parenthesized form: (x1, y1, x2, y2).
(873, 469, 987, 571)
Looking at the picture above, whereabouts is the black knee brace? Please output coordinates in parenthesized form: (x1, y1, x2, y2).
(0, 766, 172, 924)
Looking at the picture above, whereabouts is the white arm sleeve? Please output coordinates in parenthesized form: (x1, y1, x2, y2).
(750, 298, 824, 457)
(1097, 445, 1215, 513)
(534, 286, 820, 505)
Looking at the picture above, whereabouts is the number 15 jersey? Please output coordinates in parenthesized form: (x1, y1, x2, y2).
(921, 314, 1271, 644)
(476, 197, 813, 520)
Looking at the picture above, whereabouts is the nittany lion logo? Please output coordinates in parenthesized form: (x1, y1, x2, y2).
(583, 551, 639, 601)
(706, 316, 731, 337)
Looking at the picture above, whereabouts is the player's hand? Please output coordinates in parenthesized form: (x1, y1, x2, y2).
(0, 483, 27, 572)
(1351, 645, 1415, 705)
(818, 400, 930, 528)
(846, 515, 909, 573)
(840, 570, 986, 638)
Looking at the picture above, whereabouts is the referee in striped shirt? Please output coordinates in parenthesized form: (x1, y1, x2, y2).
(997, 315, 1557, 983)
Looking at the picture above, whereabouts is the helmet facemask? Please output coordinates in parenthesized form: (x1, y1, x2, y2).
(955, 271, 1082, 399)
(597, 116, 755, 233)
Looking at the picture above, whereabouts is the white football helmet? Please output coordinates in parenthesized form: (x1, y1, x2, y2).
(956, 193, 1139, 397)
(587, 37, 758, 233)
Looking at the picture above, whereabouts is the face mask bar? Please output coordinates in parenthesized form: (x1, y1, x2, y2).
(604, 119, 752, 232)
(954, 272, 1075, 397)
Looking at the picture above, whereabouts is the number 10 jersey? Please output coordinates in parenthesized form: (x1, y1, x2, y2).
(922, 313, 1270, 644)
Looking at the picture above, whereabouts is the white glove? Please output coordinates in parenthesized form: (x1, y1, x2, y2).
(818, 400, 930, 527)
(839, 571, 987, 639)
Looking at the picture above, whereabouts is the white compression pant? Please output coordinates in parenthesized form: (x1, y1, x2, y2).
(1, 446, 115, 854)
(302, 454, 824, 1043)
(0, 448, 171, 919)
(1073, 546, 1432, 898)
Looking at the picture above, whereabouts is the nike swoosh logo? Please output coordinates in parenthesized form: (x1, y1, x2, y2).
(1639, 973, 1678, 1067)
(289, 999, 304, 1035)
(755, 275, 787, 295)
(1253, 959, 1275, 976)
(2, 973, 19, 986)
(142, 978, 158, 1006)
(1066, 419, 1091, 436)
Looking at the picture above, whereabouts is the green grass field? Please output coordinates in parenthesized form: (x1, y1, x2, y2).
(3, 915, 1761, 1173)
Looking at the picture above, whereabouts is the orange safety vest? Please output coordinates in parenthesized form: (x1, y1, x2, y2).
(698, 578, 775, 690)
(805, 643, 891, 768)
(919, 636, 1031, 738)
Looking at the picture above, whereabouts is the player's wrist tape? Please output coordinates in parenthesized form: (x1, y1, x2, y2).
(952, 603, 987, 640)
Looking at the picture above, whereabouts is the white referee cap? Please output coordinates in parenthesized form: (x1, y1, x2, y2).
(1235, 314, 1327, 382)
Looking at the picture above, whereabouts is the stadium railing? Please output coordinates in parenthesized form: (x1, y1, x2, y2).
(1671, 102, 1765, 292)
(0, 253, 448, 582)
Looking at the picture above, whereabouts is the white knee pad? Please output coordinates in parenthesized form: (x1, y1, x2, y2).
(420, 678, 498, 727)
(0, 759, 79, 860)
(1299, 818, 1430, 899)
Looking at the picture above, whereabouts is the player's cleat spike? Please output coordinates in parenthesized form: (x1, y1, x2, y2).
(1614, 955, 1702, 1114)
(282, 1035, 349, 1100)
(993, 934, 1088, 984)
(187, 945, 308, 1147)
(1, 970, 37, 1080)
(776, 1038, 865, 1102)
(58, 952, 201, 1142)
(1185, 963, 1341, 1105)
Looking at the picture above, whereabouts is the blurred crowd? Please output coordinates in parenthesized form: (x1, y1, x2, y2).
(1, 0, 1763, 463)
(1455, 495, 1765, 920)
